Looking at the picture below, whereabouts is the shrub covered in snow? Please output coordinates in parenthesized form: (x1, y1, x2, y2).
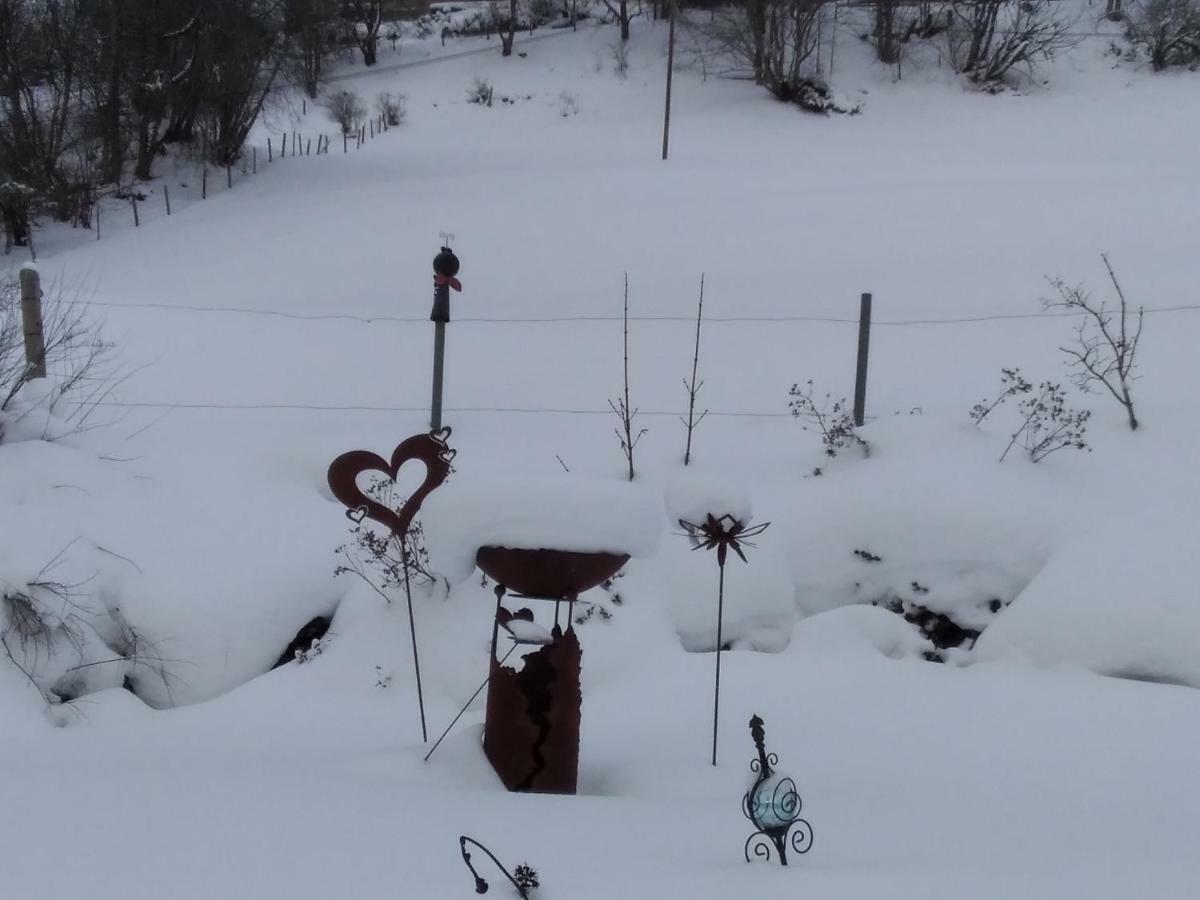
(325, 89, 368, 136)
(1125, 0, 1200, 69)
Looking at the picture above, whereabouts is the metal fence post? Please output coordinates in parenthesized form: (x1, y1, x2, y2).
(430, 246, 462, 430)
(853, 292, 872, 428)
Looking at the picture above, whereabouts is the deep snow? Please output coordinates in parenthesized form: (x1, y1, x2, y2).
(2, 7, 1199, 898)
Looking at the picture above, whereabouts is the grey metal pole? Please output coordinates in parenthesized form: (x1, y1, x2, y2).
(430, 246, 460, 430)
(853, 292, 872, 428)
(431, 312, 447, 431)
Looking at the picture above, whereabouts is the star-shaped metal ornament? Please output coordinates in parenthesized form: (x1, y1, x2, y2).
(678, 513, 771, 566)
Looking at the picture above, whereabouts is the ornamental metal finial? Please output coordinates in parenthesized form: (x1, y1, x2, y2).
(741, 713, 813, 866)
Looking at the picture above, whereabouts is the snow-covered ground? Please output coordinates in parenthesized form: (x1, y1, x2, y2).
(2, 9, 1199, 898)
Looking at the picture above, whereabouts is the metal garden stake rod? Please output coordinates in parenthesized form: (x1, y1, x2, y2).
(430, 243, 462, 430)
(678, 513, 770, 766)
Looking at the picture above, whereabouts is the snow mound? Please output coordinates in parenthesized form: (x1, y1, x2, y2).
(788, 417, 1055, 630)
(422, 475, 664, 583)
(790, 604, 935, 660)
(663, 469, 753, 527)
(975, 521, 1200, 688)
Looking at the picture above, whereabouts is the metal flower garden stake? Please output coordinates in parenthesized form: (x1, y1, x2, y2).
(678, 512, 769, 766)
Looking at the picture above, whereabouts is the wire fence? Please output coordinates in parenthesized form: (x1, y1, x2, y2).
(80, 297, 1200, 327)
(55, 295, 1197, 419)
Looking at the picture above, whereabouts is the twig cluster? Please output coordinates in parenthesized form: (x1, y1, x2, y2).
(609, 274, 646, 481)
(334, 475, 440, 604)
(1044, 254, 1143, 432)
(788, 381, 869, 469)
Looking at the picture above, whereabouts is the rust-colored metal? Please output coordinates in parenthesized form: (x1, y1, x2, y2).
(484, 627, 582, 795)
(326, 428, 455, 535)
(475, 547, 629, 599)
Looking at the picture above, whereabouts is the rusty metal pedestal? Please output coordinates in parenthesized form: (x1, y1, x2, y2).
(475, 547, 629, 796)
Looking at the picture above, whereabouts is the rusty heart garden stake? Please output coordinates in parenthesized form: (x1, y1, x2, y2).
(328, 428, 456, 741)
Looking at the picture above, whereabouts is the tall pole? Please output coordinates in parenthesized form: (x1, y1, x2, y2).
(662, 0, 676, 161)
(431, 313, 447, 431)
(712, 558, 725, 766)
(430, 246, 462, 431)
(19, 266, 46, 379)
(853, 292, 872, 428)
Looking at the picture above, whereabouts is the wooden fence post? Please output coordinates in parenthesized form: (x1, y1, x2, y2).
(202, 168, 208, 199)
(164, 184, 171, 215)
(853, 292, 872, 428)
(19, 265, 46, 379)
(268, 138, 273, 162)
(344, 132, 348, 154)
(131, 195, 140, 227)
(306, 138, 311, 156)
(226, 165, 232, 189)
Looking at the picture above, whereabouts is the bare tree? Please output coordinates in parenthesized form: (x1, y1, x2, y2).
(696, 0, 825, 97)
(347, 0, 383, 65)
(681, 274, 708, 466)
(947, 0, 1073, 84)
(1044, 254, 1143, 432)
(195, 0, 288, 167)
(599, 0, 632, 40)
(609, 274, 646, 482)
(1125, 0, 1200, 69)
(285, 0, 340, 97)
(489, 0, 519, 55)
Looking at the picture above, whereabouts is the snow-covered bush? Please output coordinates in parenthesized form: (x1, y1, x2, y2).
(610, 39, 630, 78)
(467, 76, 496, 106)
(557, 90, 580, 117)
(1125, 0, 1200, 68)
(377, 91, 407, 127)
(325, 89, 368, 136)
(773, 77, 861, 115)
(972, 369, 1091, 463)
(787, 380, 868, 472)
(693, 0, 823, 99)
(947, 0, 1074, 85)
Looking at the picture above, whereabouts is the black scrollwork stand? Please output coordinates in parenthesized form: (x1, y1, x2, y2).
(741, 715, 814, 866)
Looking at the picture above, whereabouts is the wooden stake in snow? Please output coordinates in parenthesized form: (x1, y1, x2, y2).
(662, 0, 677, 161)
(202, 168, 208, 199)
(164, 184, 171, 215)
(682, 274, 708, 465)
(19, 266, 46, 379)
(268, 138, 273, 162)
(131, 195, 140, 227)
(253, 146, 257, 173)
(226, 165, 232, 190)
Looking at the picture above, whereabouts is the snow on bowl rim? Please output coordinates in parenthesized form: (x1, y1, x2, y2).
(421, 475, 664, 584)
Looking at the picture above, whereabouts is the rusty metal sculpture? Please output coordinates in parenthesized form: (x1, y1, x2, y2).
(678, 513, 770, 766)
(327, 428, 455, 742)
(473, 546, 631, 795)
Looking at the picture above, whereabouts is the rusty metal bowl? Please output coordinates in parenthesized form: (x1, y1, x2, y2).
(475, 546, 630, 599)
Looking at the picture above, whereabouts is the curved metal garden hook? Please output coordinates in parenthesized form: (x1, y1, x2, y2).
(458, 836, 530, 898)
